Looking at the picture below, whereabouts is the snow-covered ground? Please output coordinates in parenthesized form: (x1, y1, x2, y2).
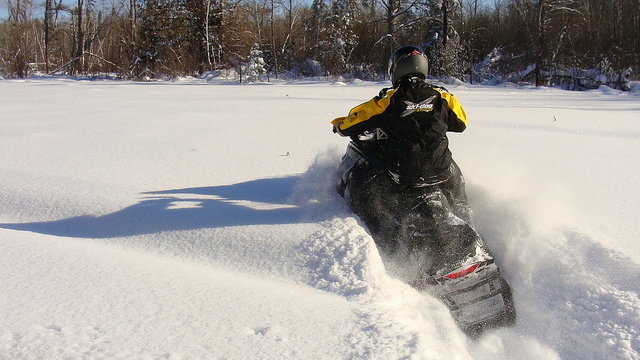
(1, 77, 639, 359)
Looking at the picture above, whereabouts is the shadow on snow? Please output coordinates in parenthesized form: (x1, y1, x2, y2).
(1, 176, 333, 239)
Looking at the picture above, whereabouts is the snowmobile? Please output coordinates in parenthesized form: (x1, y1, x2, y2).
(336, 130, 516, 336)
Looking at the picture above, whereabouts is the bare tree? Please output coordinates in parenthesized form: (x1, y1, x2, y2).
(44, 0, 51, 72)
(535, 0, 580, 85)
(4, 0, 36, 77)
(72, 0, 84, 74)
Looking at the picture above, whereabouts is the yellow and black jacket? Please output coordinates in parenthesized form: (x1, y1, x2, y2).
(332, 79, 467, 186)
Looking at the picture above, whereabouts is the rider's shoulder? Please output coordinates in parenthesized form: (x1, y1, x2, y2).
(430, 84, 451, 94)
(377, 86, 394, 99)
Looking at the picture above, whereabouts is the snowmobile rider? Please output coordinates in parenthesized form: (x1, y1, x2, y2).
(331, 45, 471, 253)
(331, 56, 518, 332)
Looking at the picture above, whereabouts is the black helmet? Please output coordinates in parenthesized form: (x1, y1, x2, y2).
(387, 45, 429, 86)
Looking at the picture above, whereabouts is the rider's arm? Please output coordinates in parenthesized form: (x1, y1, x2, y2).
(332, 89, 397, 137)
(434, 88, 467, 132)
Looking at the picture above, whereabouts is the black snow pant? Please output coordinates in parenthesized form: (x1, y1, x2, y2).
(347, 160, 476, 273)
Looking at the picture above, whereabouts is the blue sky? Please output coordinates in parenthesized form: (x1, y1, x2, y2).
(0, 1, 75, 20)
(0, 0, 495, 21)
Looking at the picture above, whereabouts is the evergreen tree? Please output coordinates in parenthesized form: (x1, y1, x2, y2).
(323, 0, 360, 75)
(304, 0, 329, 62)
(132, 0, 188, 78)
(246, 44, 267, 81)
(420, 0, 465, 78)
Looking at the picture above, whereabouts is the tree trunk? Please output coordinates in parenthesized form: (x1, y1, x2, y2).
(44, 0, 51, 73)
(74, 0, 84, 75)
(130, 0, 136, 55)
(386, 0, 395, 62)
(443, 0, 449, 46)
(206, 0, 212, 67)
(536, 0, 545, 87)
(271, 0, 278, 78)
